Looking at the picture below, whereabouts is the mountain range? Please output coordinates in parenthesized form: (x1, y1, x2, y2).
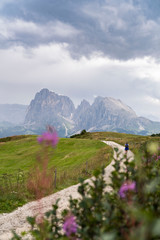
(0, 88, 160, 137)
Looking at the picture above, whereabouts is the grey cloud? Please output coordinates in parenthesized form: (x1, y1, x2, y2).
(79, 0, 160, 59)
(136, 0, 160, 20)
(0, 18, 80, 49)
(0, 43, 160, 120)
(0, 0, 160, 59)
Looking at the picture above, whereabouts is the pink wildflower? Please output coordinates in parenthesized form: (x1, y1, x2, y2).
(156, 156, 160, 161)
(63, 214, 78, 237)
(119, 181, 136, 198)
(37, 126, 59, 147)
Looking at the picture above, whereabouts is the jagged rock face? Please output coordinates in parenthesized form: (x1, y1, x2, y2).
(73, 96, 138, 132)
(24, 89, 75, 134)
(1, 89, 160, 138)
(21, 88, 160, 136)
(73, 100, 91, 130)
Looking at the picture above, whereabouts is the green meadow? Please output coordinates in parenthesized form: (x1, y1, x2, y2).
(0, 131, 160, 213)
(0, 135, 112, 175)
(0, 134, 112, 213)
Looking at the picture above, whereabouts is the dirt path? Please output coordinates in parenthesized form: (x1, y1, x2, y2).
(0, 141, 134, 239)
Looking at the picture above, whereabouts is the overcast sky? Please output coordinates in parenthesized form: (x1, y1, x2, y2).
(0, 0, 160, 121)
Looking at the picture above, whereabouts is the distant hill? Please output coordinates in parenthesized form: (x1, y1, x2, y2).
(1, 88, 160, 137)
(0, 104, 28, 124)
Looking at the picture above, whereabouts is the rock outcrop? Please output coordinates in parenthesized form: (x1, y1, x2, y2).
(24, 89, 75, 136)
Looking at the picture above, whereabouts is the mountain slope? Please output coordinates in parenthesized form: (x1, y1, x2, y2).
(72, 96, 160, 135)
(1, 89, 160, 137)
(24, 88, 75, 136)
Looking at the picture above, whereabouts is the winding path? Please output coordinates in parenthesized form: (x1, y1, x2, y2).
(0, 141, 134, 239)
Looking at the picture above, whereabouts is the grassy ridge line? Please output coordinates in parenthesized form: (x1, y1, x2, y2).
(0, 135, 30, 143)
(71, 131, 160, 154)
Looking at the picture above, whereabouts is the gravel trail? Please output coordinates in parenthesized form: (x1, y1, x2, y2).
(0, 141, 134, 239)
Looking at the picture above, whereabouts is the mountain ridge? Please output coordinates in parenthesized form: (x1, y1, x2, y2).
(0, 88, 160, 137)
(24, 89, 160, 137)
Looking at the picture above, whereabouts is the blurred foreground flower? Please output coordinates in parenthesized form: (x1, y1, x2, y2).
(27, 126, 58, 199)
(119, 181, 136, 198)
(37, 126, 59, 147)
(63, 214, 78, 237)
(147, 142, 159, 155)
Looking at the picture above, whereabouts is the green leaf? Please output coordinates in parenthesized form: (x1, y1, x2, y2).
(152, 219, 160, 237)
(27, 216, 35, 227)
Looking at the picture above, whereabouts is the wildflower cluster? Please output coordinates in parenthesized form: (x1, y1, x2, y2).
(37, 126, 59, 148)
(12, 139, 160, 240)
(27, 126, 59, 199)
(63, 214, 78, 237)
(118, 181, 136, 198)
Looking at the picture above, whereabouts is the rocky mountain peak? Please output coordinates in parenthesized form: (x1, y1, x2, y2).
(35, 88, 51, 100)
(93, 96, 137, 118)
(39, 88, 50, 96)
(73, 99, 90, 124)
(77, 99, 90, 109)
(107, 97, 136, 116)
(24, 89, 75, 129)
(17, 89, 160, 137)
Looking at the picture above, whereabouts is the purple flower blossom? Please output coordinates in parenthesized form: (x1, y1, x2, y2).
(119, 181, 136, 198)
(37, 126, 59, 147)
(156, 156, 160, 161)
(63, 215, 78, 237)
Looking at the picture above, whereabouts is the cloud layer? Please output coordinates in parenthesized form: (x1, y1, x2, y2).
(0, 0, 160, 122)
(0, 0, 160, 59)
(0, 44, 160, 120)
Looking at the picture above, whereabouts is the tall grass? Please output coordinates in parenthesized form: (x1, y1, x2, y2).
(0, 170, 30, 213)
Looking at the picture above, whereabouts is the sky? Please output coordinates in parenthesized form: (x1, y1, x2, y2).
(0, 0, 160, 121)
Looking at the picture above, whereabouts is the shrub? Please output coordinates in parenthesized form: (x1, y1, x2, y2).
(70, 129, 87, 138)
(12, 140, 160, 240)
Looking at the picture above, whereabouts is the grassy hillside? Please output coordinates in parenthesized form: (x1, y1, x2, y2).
(0, 134, 113, 213)
(71, 131, 160, 154)
(1, 131, 159, 213)
(0, 135, 112, 175)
